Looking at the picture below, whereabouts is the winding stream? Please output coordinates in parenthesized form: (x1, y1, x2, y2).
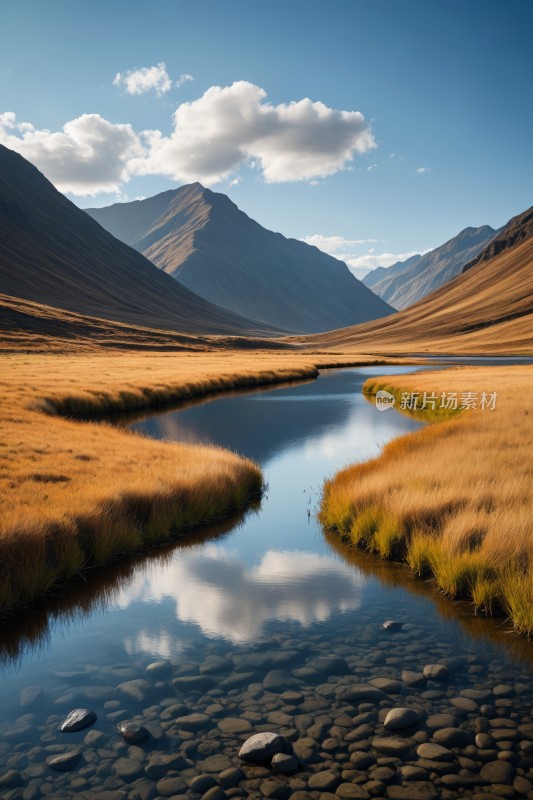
(1, 363, 532, 799)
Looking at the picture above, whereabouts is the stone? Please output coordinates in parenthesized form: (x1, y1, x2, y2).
(263, 670, 298, 690)
(382, 620, 403, 631)
(492, 684, 515, 698)
(432, 727, 470, 747)
(349, 752, 375, 769)
(144, 753, 186, 780)
(368, 677, 402, 693)
(0, 771, 23, 788)
(19, 685, 45, 710)
(116, 720, 149, 744)
(176, 712, 211, 731)
(422, 664, 449, 680)
(383, 708, 421, 731)
(218, 717, 252, 734)
(309, 655, 350, 675)
(308, 770, 341, 790)
(60, 708, 97, 732)
(425, 713, 457, 730)
(479, 760, 515, 783)
(259, 778, 291, 799)
(145, 660, 173, 677)
(218, 767, 245, 788)
(239, 732, 286, 763)
(401, 670, 426, 688)
(47, 750, 82, 771)
(219, 672, 256, 690)
(335, 784, 370, 799)
(202, 788, 225, 800)
(372, 736, 413, 755)
(172, 674, 216, 692)
(116, 679, 152, 702)
(198, 754, 233, 773)
(475, 732, 495, 748)
(450, 696, 478, 713)
(189, 774, 218, 793)
(156, 776, 188, 796)
(416, 742, 452, 761)
(387, 782, 439, 799)
(114, 757, 143, 781)
(271, 752, 299, 775)
(336, 684, 386, 703)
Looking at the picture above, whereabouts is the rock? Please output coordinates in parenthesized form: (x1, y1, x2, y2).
(156, 776, 188, 796)
(218, 717, 252, 734)
(114, 757, 144, 781)
(172, 674, 216, 692)
(308, 770, 340, 790)
(200, 655, 232, 674)
(368, 677, 402, 693)
(116, 720, 150, 744)
(263, 669, 298, 690)
(382, 620, 403, 631)
(47, 750, 82, 771)
(387, 782, 439, 799)
(218, 766, 245, 788)
(450, 696, 478, 713)
(372, 736, 413, 755)
(19, 685, 45, 710)
(145, 660, 173, 677)
(144, 753, 187, 780)
(493, 683, 515, 698)
(384, 708, 421, 730)
(416, 743, 452, 761)
(349, 751, 375, 769)
(309, 655, 350, 675)
(116, 679, 152, 702)
(422, 664, 449, 680)
(336, 784, 371, 799)
(219, 672, 256, 690)
(479, 760, 515, 783)
(425, 713, 458, 729)
(0, 771, 23, 788)
(197, 754, 233, 773)
(83, 729, 105, 746)
(176, 712, 211, 731)
(475, 732, 495, 749)
(335, 684, 386, 703)
(259, 778, 291, 799)
(271, 752, 299, 775)
(432, 727, 470, 748)
(189, 774, 218, 793)
(401, 670, 427, 688)
(60, 708, 97, 732)
(202, 787, 225, 800)
(239, 732, 286, 763)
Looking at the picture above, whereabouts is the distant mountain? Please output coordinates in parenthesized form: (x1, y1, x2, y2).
(362, 226, 499, 309)
(307, 204, 533, 354)
(463, 205, 533, 272)
(86, 184, 394, 334)
(363, 254, 422, 292)
(0, 145, 277, 336)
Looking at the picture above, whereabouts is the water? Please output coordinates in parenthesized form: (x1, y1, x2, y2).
(1, 364, 532, 797)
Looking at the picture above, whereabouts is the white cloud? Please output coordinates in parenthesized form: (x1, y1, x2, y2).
(113, 62, 172, 97)
(0, 81, 375, 194)
(0, 111, 144, 195)
(176, 73, 194, 88)
(301, 233, 380, 279)
(348, 248, 433, 275)
(415, 166, 432, 174)
(135, 80, 376, 185)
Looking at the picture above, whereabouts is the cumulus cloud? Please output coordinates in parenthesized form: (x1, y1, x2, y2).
(113, 62, 172, 96)
(1, 81, 375, 194)
(135, 80, 376, 185)
(176, 73, 194, 88)
(301, 233, 380, 279)
(347, 248, 433, 276)
(0, 111, 143, 195)
(415, 166, 432, 174)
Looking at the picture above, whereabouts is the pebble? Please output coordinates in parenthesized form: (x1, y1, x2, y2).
(401, 670, 427, 687)
(382, 620, 403, 631)
(46, 750, 82, 771)
(116, 720, 149, 744)
(19, 686, 45, 710)
(416, 742, 452, 760)
(336, 684, 386, 702)
(479, 759, 515, 783)
(423, 664, 449, 680)
(384, 708, 421, 730)
(271, 752, 299, 774)
(60, 708, 97, 732)
(238, 732, 286, 763)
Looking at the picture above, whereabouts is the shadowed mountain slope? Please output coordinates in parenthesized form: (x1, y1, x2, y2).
(302, 208, 533, 354)
(363, 226, 499, 310)
(87, 184, 394, 334)
(463, 205, 533, 272)
(0, 145, 277, 336)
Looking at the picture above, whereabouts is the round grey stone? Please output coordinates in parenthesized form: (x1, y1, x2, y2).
(116, 720, 150, 744)
(308, 769, 340, 790)
(416, 742, 452, 761)
(271, 752, 299, 775)
(422, 664, 449, 680)
(479, 760, 515, 783)
(60, 708, 97, 732)
(47, 750, 82, 772)
(384, 708, 421, 731)
(238, 732, 286, 763)
(432, 727, 469, 748)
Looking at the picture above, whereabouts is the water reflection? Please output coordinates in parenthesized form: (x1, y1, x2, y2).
(117, 545, 363, 648)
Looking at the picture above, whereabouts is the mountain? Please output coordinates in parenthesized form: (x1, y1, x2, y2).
(463, 205, 533, 272)
(0, 145, 278, 337)
(86, 184, 394, 334)
(304, 205, 533, 354)
(362, 254, 422, 291)
(362, 226, 498, 309)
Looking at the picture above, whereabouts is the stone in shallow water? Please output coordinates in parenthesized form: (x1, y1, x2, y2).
(401, 670, 427, 688)
(382, 620, 403, 631)
(172, 674, 216, 692)
(384, 708, 421, 731)
(218, 766, 245, 788)
(263, 669, 298, 691)
(176, 712, 211, 731)
(144, 752, 187, 780)
(47, 750, 82, 772)
(369, 677, 402, 694)
(422, 664, 449, 680)
(19, 685, 45, 710)
(271, 752, 299, 775)
(259, 778, 291, 799)
(372, 736, 414, 755)
(238, 732, 287, 763)
(336, 784, 371, 799)
(416, 742, 452, 761)
(145, 660, 173, 677)
(432, 727, 470, 748)
(0, 771, 23, 788)
(336, 684, 386, 703)
(479, 760, 515, 783)
(309, 655, 350, 675)
(60, 708, 97, 732)
(218, 717, 252, 734)
(308, 769, 341, 790)
(116, 720, 150, 744)
(387, 782, 438, 799)
(115, 679, 152, 702)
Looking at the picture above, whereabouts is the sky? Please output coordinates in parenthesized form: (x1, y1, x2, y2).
(1, 0, 532, 277)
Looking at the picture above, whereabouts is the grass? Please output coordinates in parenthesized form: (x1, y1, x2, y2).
(1, 348, 405, 617)
(320, 365, 533, 636)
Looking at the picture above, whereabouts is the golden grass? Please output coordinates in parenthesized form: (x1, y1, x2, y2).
(0, 349, 405, 616)
(320, 365, 533, 635)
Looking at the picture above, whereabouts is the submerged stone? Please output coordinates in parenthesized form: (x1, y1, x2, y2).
(238, 732, 286, 763)
(60, 708, 97, 732)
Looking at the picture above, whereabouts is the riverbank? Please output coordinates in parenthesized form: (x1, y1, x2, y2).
(320, 365, 533, 636)
(1, 350, 406, 617)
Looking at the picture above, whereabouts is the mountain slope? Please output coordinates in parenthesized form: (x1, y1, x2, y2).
(0, 145, 277, 337)
(303, 207, 533, 354)
(363, 226, 498, 309)
(362, 253, 422, 292)
(87, 185, 394, 334)
(463, 205, 533, 272)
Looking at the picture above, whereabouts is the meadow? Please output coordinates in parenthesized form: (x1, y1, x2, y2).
(320, 365, 533, 635)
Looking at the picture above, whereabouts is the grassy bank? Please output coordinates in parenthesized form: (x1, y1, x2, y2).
(320, 365, 533, 636)
(1, 349, 400, 617)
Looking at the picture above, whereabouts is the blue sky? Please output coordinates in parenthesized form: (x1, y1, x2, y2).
(1, 0, 532, 276)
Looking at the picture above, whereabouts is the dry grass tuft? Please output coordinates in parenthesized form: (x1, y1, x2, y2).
(320, 365, 533, 636)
